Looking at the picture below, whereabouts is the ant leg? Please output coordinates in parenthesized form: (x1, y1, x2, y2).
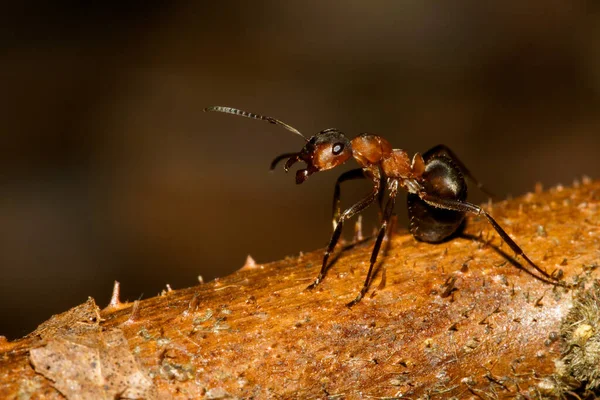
(307, 185, 380, 290)
(347, 180, 399, 307)
(418, 193, 565, 285)
(377, 178, 386, 220)
(424, 145, 496, 199)
(332, 169, 366, 230)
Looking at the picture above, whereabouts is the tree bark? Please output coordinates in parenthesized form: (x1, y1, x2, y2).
(1, 180, 600, 399)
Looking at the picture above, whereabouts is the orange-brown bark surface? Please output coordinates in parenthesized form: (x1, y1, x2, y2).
(1, 180, 600, 399)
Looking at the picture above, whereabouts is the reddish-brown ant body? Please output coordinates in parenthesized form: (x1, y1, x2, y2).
(205, 106, 565, 306)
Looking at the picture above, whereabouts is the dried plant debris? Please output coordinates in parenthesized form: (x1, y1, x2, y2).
(29, 297, 101, 340)
(30, 329, 156, 400)
(556, 280, 600, 395)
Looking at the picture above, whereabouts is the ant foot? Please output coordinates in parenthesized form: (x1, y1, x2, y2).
(346, 293, 364, 308)
(551, 268, 564, 280)
(306, 278, 321, 291)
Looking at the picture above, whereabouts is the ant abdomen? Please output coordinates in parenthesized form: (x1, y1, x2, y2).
(408, 155, 467, 243)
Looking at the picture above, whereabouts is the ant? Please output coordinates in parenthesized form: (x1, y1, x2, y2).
(205, 106, 566, 307)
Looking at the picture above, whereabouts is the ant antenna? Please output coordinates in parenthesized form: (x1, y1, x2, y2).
(204, 106, 308, 142)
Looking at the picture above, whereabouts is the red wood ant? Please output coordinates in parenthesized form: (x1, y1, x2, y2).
(205, 106, 566, 306)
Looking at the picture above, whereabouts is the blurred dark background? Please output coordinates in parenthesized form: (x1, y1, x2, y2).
(1, 1, 598, 339)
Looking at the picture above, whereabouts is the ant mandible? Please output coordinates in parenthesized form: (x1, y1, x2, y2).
(205, 106, 566, 307)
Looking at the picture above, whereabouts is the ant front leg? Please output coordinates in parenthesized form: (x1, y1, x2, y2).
(424, 145, 496, 199)
(332, 169, 366, 230)
(347, 179, 399, 307)
(332, 169, 386, 232)
(418, 193, 566, 286)
(307, 184, 380, 291)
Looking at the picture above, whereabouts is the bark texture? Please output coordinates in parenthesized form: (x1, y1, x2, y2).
(1, 180, 600, 399)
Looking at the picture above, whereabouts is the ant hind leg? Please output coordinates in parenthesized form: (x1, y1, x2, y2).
(418, 193, 569, 287)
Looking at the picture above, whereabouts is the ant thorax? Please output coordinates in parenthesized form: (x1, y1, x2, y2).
(381, 149, 411, 178)
(381, 150, 425, 180)
(349, 134, 393, 167)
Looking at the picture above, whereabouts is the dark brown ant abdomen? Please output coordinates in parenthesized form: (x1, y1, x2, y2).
(408, 156, 467, 243)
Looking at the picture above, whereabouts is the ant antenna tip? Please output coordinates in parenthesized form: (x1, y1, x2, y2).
(205, 105, 307, 140)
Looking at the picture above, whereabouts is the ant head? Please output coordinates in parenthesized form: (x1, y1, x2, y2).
(284, 129, 352, 184)
(204, 106, 352, 184)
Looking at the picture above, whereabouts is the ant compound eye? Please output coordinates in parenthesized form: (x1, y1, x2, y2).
(332, 142, 345, 155)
